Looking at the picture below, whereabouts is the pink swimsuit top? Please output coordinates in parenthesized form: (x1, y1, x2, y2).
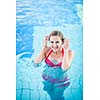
(45, 48, 64, 67)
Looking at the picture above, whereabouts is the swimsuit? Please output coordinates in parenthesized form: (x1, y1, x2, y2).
(45, 48, 64, 67)
(42, 48, 70, 100)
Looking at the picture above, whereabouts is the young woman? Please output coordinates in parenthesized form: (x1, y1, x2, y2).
(34, 30, 74, 100)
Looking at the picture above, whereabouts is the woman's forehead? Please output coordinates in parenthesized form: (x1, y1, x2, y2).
(50, 36, 61, 40)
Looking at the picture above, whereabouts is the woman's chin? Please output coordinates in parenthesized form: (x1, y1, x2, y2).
(52, 48, 59, 52)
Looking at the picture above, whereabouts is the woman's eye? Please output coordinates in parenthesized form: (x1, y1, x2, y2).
(50, 41, 54, 43)
(56, 41, 59, 43)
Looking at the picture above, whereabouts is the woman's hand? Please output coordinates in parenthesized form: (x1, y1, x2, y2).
(43, 36, 49, 48)
(63, 38, 70, 50)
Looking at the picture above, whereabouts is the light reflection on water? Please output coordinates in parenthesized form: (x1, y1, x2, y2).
(16, 0, 82, 25)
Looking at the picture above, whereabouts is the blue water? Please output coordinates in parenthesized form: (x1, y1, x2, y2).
(16, 0, 83, 100)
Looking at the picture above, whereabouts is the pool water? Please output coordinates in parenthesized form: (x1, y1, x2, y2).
(16, 0, 83, 100)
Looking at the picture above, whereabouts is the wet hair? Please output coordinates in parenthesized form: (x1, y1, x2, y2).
(48, 30, 64, 43)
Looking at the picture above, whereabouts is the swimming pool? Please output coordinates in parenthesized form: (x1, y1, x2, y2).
(16, 0, 83, 100)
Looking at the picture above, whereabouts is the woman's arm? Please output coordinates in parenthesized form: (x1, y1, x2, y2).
(34, 47, 46, 64)
(61, 39, 74, 70)
(34, 36, 49, 64)
(61, 49, 74, 70)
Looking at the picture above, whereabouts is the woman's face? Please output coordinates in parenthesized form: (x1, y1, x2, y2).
(49, 36, 63, 52)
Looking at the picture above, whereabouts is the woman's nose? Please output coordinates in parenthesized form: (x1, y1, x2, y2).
(53, 43, 57, 46)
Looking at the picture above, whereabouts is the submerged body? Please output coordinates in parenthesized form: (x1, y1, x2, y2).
(42, 48, 70, 100)
(34, 30, 74, 100)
